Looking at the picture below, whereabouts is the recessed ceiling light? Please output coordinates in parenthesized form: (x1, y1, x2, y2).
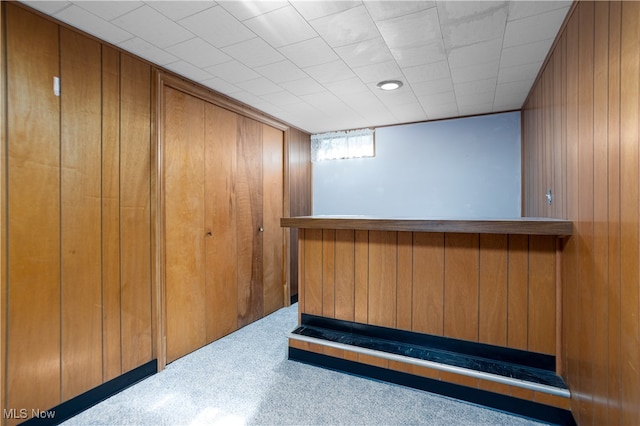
(377, 80, 403, 91)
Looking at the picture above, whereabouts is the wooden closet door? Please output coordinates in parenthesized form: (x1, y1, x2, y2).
(262, 124, 284, 315)
(163, 87, 207, 363)
(6, 3, 61, 414)
(236, 116, 264, 327)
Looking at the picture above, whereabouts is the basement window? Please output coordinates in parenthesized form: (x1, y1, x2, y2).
(311, 128, 375, 162)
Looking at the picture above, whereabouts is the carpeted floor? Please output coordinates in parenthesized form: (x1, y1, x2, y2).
(62, 304, 543, 425)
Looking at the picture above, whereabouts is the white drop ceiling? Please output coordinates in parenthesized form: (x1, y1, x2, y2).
(22, 0, 572, 134)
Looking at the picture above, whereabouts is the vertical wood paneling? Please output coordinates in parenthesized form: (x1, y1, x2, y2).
(354, 230, 369, 323)
(592, 2, 610, 423)
(334, 230, 355, 322)
(0, 2, 6, 420)
(368, 231, 397, 328)
(522, 1, 640, 422)
(298, 229, 306, 318)
(163, 87, 206, 363)
(396, 232, 413, 331)
(444, 233, 479, 342)
(262, 124, 284, 316)
(619, 2, 640, 423)
(527, 236, 556, 355)
(204, 103, 238, 342)
(236, 116, 264, 327)
(322, 230, 335, 317)
(478, 234, 507, 346)
(304, 229, 323, 316)
(606, 3, 622, 423)
(60, 27, 103, 400)
(412, 233, 444, 335)
(6, 3, 61, 413)
(120, 54, 152, 372)
(101, 46, 122, 382)
(507, 235, 528, 350)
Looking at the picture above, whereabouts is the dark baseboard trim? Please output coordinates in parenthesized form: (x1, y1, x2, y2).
(290, 294, 298, 304)
(20, 359, 158, 426)
(289, 348, 576, 426)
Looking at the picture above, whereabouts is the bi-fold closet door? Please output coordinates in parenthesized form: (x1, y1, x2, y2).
(163, 85, 284, 364)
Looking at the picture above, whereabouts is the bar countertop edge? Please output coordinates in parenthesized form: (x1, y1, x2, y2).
(280, 216, 573, 236)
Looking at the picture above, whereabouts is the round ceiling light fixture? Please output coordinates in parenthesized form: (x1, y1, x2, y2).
(377, 80, 403, 91)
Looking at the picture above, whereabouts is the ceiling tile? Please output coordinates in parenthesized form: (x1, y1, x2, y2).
(390, 41, 446, 68)
(458, 103, 494, 116)
(205, 60, 260, 83)
(498, 63, 540, 84)
(438, 1, 508, 48)
(278, 37, 338, 68)
(410, 78, 454, 96)
(352, 60, 402, 84)
(55, 5, 133, 44)
(447, 38, 502, 68)
(222, 37, 284, 68)
(456, 91, 495, 107)
(418, 90, 456, 107)
(22, 1, 70, 15)
(232, 91, 265, 106)
(402, 61, 450, 84)
(118, 37, 179, 66)
(303, 60, 356, 84)
(254, 60, 308, 84)
(218, 0, 288, 21)
(112, 5, 193, 48)
(290, 0, 359, 21)
(503, 8, 568, 48)
(323, 77, 370, 96)
(508, 1, 571, 22)
(199, 77, 242, 95)
(500, 39, 552, 68)
(166, 38, 231, 68)
(78, 1, 143, 21)
(335, 37, 394, 69)
(364, 1, 435, 21)
(451, 61, 499, 84)
(165, 60, 214, 83)
(178, 5, 254, 48)
(437, 1, 507, 21)
(146, 1, 217, 21)
(279, 78, 326, 96)
(423, 102, 459, 120)
(376, 7, 441, 49)
(309, 5, 380, 48)
(235, 77, 283, 96)
(244, 5, 317, 48)
(454, 78, 497, 96)
(262, 90, 301, 106)
(374, 89, 419, 107)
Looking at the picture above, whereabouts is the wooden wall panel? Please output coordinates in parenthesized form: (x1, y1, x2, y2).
(101, 46, 122, 382)
(368, 231, 397, 328)
(527, 236, 556, 355)
(478, 234, 507, 347)
(236, 116, 264, 327)
(522, 1, 640, 423)
(6, 3, 61, 413)
(60, 27, 103, 400)
(163, 87, 206, 363)
(396, 232, 413, 331)
(0, 2, 6, 420)
(507, 235, 528, 350)
(303, 229, 323, 316)
(119, 54, 152, 373)
(444, 233, 479, 342)
(334, 230, 355, 322)
(354, 230, 369, 324)
(412, 233, 444, 335)
(321, 230, 336, 317)
(262, 124, 284, 316)
(204, 103, 238, 342)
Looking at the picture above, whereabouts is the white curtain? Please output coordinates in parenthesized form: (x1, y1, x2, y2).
(311, 128, 374, 162)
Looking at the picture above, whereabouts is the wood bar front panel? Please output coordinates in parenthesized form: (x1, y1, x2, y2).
(297, 230, 557, 355)
(522, 1, 640, 423)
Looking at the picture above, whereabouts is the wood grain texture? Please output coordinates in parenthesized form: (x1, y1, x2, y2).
(354, 230, 369, 324)
(334, 230, 355, 322)
(367, 231, 397, 328)
(0, 2, 6, 420)
(60, 27, 103, 400)
(204, 103, 238, 343)
(507, 235, 528, 350)
(527, 236, 556, 355)
(321, 230, 335, 317)
(396, 232, 413, 331)
(120, 53, 152, 373)
(6, 3, 61, 413)
(444, 233, 479, 342)
(478, 234, 507, 347)
(101, 46, 122, 382)
(236, 116, 264, 327)
(281, 217, 572, 236)
(303, 229, 323, 316)
(412, 233, 444, 335)
(262, 124, 284, 315)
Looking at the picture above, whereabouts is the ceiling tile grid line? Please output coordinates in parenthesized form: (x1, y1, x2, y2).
(21, 0, 571, 134)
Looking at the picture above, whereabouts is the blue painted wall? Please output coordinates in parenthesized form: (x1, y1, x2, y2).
(312, 111, 521, 218)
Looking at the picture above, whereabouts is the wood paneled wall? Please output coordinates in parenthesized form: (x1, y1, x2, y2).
(286, 128, 312, 300)
(522, 1, 640, 424)
(298, 229, 558, 356)
(2, 3, 153, 420)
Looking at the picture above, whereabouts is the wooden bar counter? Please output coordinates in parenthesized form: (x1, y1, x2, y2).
(281, 216, 575, 420)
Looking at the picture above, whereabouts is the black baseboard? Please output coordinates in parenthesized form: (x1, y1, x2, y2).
(290, 294, 298, 304)
(289, 348, 576, 426)
(20, 359, 157, 426)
